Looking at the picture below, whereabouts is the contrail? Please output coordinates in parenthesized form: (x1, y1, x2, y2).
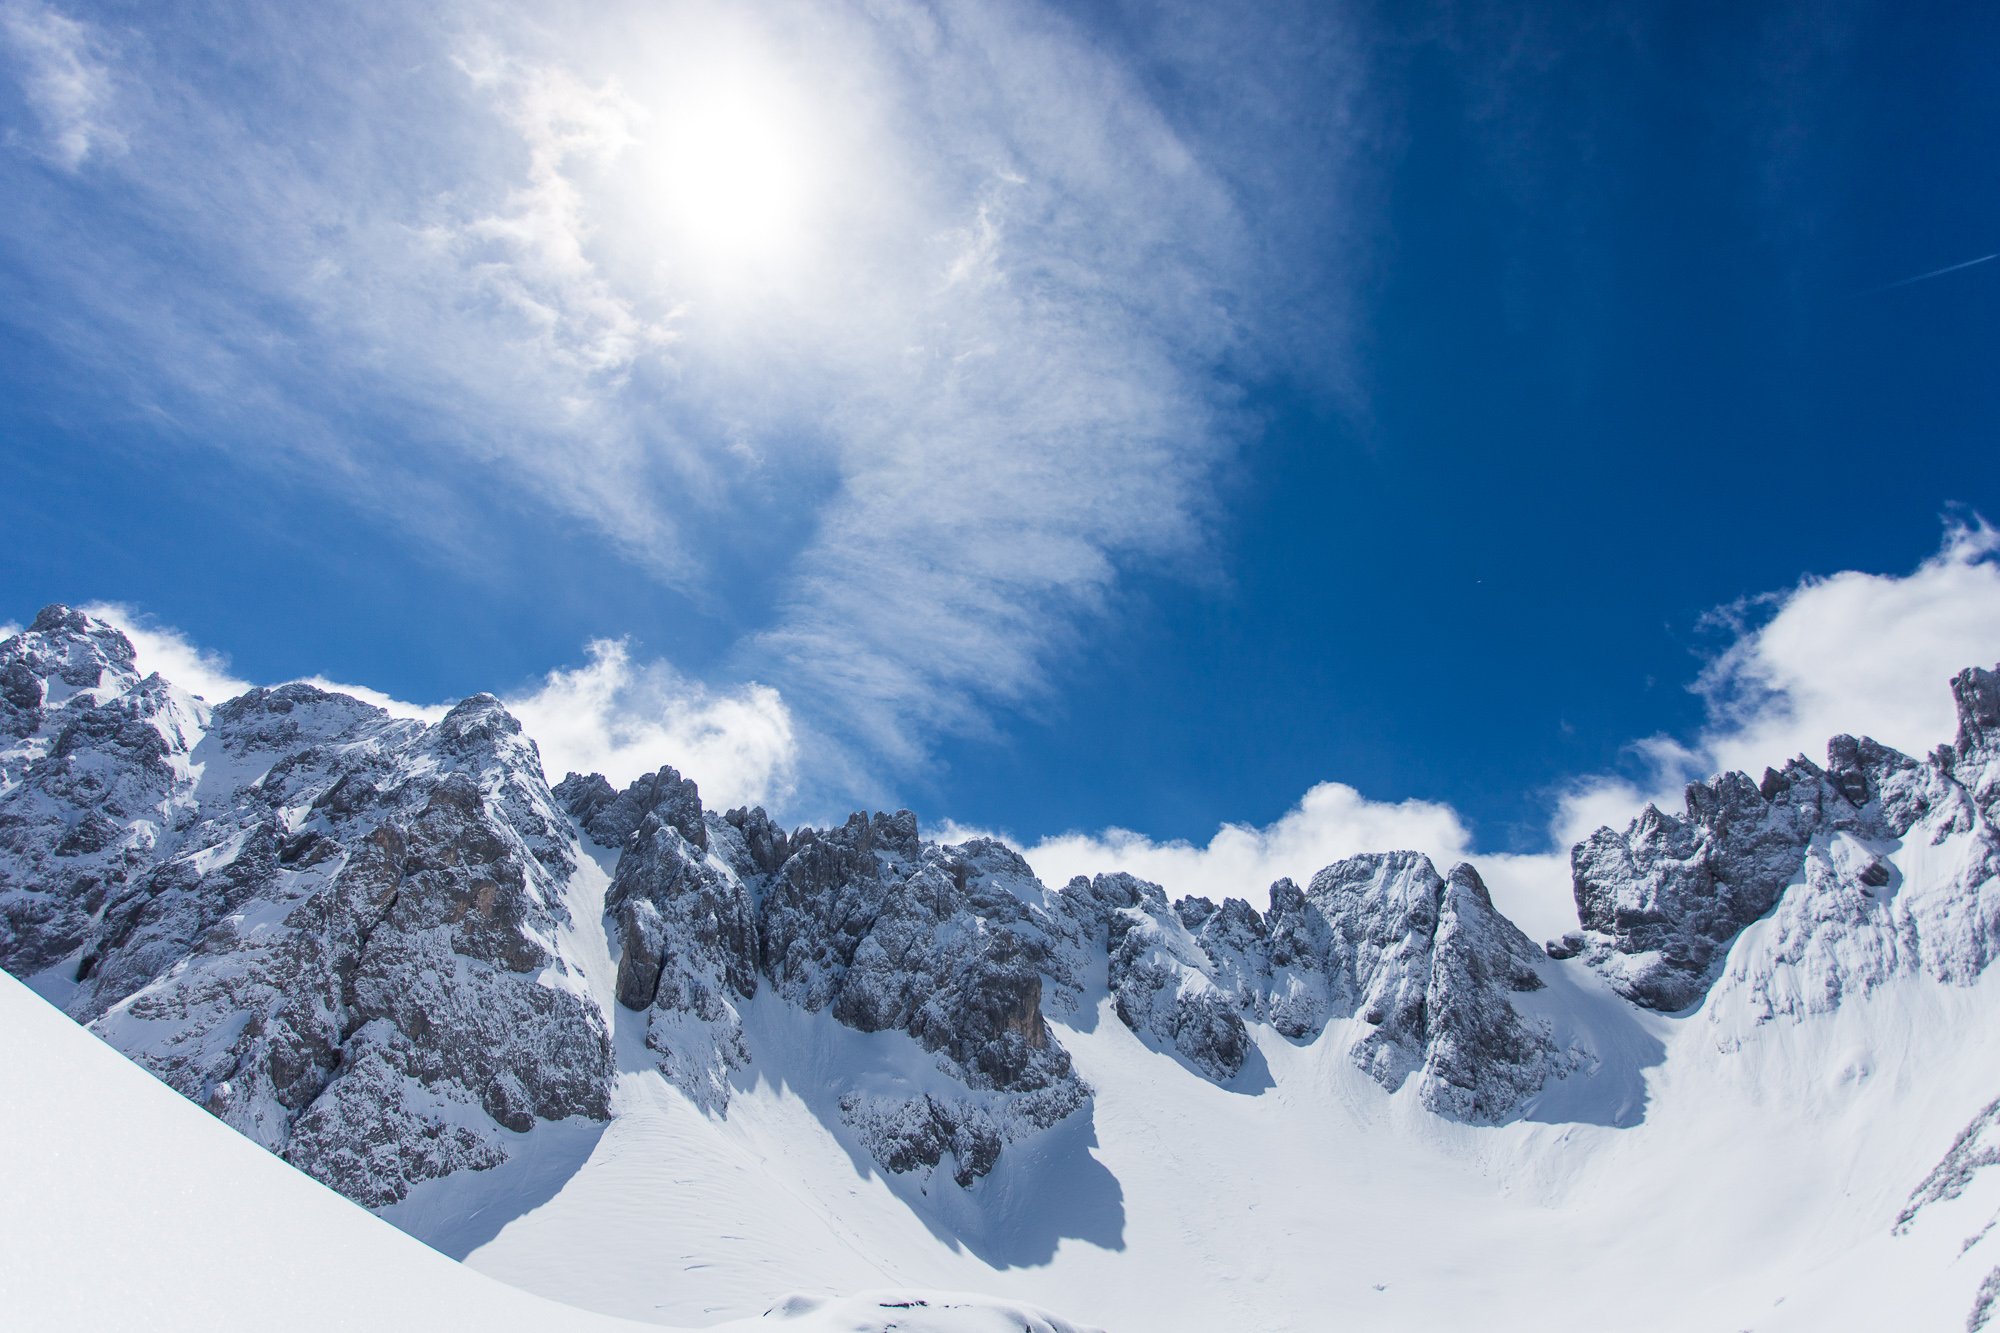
(1862, 252, 1998, 294)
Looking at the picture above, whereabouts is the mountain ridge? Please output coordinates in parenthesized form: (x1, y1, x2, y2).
(5, 601, 2000, 1331)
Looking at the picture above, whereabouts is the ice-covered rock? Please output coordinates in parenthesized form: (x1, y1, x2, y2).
(1056, 854, 1575, 1122)
(0, 610, 614, 1210)
(1569, 664, 2000, 1014)
(757, 811, 1089, 1184)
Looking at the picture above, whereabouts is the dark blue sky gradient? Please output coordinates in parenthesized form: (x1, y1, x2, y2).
(924, 0, 2000, 847)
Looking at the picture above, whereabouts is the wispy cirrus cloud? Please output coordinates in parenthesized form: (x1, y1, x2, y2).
(0, 0, 123, 167)
(4, 0, 1344, 801)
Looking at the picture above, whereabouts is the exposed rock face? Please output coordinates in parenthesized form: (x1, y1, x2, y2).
(1564, 667, 2000, 1012)
(0, 610, 613, 1209)
(28, 598, 1997, 1206)
(1056, 854, 1573, 1122)
(757, 812, 1089, 1186)
(1054, 870, 1254, 1083)
(583, 776, 758, 1113)
(555, 764, 708, 852)
(0, 606, 194, 982)
(1699, 666, 2000, 1033)
(558, 761, 758, 1114)
(550, 776, 1096, 1185)
(1420, 864, 1568, 1122)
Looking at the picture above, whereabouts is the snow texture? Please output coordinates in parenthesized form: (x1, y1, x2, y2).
(2, 962, 1100, 1332)
(17, 602, 2000, 1333)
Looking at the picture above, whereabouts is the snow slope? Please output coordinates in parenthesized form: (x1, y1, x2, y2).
(0, 968, 1101, 1333)
(409, 865, 2000, 1332)
(9, 606, 2000, 1332)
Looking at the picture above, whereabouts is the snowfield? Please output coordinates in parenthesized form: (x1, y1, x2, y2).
(18, 932, 1989, 1333)
(419, 922, 2000, 1332)
(7, 606, 2000, 1333)
(0, 968, 1100, 1333)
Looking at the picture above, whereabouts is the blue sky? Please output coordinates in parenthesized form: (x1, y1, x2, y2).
(3, 0, 1998, 923)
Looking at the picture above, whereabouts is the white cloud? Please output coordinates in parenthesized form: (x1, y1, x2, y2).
(1, 0, 123, 168)
(10, 0, 1291, 788)
(82, 601, 451, 720)
(962, 784, 1582, 948)
(78, 605, 793, 812)
(290, 678, 450, 726)
(999, 518, 2000, 948)
(443, 56, 673, 379)
(1010, 782, 1474, 906)
(81, 603, 253, 704)
(1694, 516, 2000, 773)
(1546, 516, 2000, 851)
(502, 639, 796, 811)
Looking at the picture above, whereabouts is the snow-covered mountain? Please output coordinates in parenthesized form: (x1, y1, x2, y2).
(6, 601, 2000, 1331)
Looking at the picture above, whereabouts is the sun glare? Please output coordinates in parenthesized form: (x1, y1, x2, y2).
(642, 58, 822, 270)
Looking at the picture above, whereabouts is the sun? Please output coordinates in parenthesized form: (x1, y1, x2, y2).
(639, 53, 822, 271)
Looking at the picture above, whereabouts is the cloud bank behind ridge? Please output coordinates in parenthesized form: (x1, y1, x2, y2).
(67, 516, 2000, 943)
(1010, 521, 2000, 943)
(85, 605, 798, 812)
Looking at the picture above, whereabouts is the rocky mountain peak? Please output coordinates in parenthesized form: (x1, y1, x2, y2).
(557, 763, 707, 851)
(1, 638, 612, 1210)
(22, 603, 138, 678)
(1566, 665, 2000, 1011)
(1953, 663, 2000, 758)
(1, 606, 144, 742)
(15, 591, 2000, 1239)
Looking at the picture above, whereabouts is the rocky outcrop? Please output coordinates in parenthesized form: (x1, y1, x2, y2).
(549, 775, 1096, 1185)
(580, 775, 758, 1113)
(757, 811, 1089, 1185)
(1696, 666, 2000, 1033)
(0, 610, 613, 1210)
(555, 764, 708, 852)
(1420, 864, 1570, 1121)
(1050, 870, 1254, 1082)
(1055, 854, 1575, 1122)
(1562, 665, 2000, 1012)
(0, 606, 197, 983)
